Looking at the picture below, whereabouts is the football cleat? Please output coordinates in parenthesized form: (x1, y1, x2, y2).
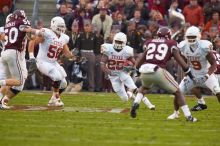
(0, 99, 10, 109)
(148, 104, 156, 110)
(48, 97, 64, 107)
(191, 104, 207, 111)
(167, 111, 180, 120)
(186, 115, 197, 122)
(130, 103, 139, 118)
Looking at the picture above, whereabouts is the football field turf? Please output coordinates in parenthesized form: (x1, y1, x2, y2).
(0, 91, 219, 146)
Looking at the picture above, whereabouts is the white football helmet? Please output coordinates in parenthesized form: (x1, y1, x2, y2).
(113, 32, 127, 50)
(50, 16, 66, 35)
(185, 26, 201, 45)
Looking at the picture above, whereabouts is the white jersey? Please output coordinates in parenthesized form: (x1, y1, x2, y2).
(37, 28, 69, 62)
(178, 40, 212, 77)
(101, 43, 133, 72)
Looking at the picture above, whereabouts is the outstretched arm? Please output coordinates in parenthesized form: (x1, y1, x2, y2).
(62, 44, 76, 60)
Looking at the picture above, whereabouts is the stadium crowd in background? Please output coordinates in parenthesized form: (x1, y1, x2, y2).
(1, 0, 220, 94)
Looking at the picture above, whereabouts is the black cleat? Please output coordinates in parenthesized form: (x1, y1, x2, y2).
(130, 103, 139, 118)
(191, 104, 207, 111)
(186, 115, 197, 122)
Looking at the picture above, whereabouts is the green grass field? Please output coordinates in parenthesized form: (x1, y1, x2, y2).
(0, 91, 219, 146)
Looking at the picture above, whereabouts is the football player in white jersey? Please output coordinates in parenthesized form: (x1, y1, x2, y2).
(101, 32, 155, 109)
(168, 26, 220, 119)
(29, 16, 75, 107)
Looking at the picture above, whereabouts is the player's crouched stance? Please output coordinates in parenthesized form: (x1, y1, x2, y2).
(100, 32, 155, 109)
(29, 16, 75, 107)
(130, 27, 197, 122)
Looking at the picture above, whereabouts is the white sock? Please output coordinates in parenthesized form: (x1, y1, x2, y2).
(142, 96, 153, 107)
(52, 92, 59, 99)
(181, 105, 191, 117)
(198, 97, 205, 104)
(134, 93, 144, 104)
(0, 92, 3, 99)
(174, 110, 179, 115)
(0, 80, 6, 86)
(127, 91, 134, 99)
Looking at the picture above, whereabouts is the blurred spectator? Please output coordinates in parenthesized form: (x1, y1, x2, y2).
(147, 20, 159, 38)
(126, 21, 143, 58)
(203, 11, 220, 40)
(124, 0, 135, 20)
(57, 3, 74, 31)
(150, 10, 167, 26)
(93, 26, 104, 92)
(67, 20, 79, 50)
(130, 9, 147, 27)
(109, 0, 126, 15)
(0, 0, 13, 13)
(92, 7, 113, 41)
(183, 0, 204, 28)
(203, 0, 220, 23)
(74, 8, 87, 32)
(133, 0, 150, 21)
(76, 21, 99, 91)
(0, 5, 10, 27)
(93, 0, 110, 15)
(112, 12, 127, 33)
(149, 0, 167, 17)
(85, 2, 94, 20)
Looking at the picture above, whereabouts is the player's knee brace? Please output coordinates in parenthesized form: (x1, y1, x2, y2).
(53, 81, 61, 89)
(116, 89, 129, 102)
(10, 88, 20, 95)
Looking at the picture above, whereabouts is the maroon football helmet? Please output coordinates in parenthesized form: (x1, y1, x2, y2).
(156, 27, 172, 39)
(13, 10, 26, 20)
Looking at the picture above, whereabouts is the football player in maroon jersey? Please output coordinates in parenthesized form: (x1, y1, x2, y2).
(0, 10, 43, 109)
(130, 27, 197, 122)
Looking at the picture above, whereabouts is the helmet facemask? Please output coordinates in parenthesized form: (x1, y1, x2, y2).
(113, 40, 125, 50)
(185, 26, 201, 46)
(51, 17, 66, 35)
(113, 32, 127, 51)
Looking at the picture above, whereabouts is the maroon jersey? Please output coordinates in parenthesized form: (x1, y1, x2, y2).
(4, 18, 30, 52)
(212, 50, 220, 74)
(140, 38, 178, 69)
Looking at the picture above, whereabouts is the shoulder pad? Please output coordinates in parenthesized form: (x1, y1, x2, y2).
(177, 40, 187, 49)
(199, 40, 213, 56)
(101, 43, 112, 56)
(124, 46, 134, 57)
